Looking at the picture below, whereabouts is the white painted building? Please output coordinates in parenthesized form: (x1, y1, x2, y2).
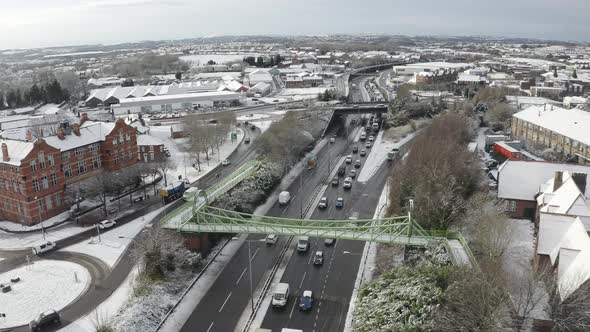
(110, 91, 241, 115)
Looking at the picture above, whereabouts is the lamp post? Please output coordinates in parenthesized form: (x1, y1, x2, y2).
(232, 236, 265, 312)
(34, 196, 45, 240)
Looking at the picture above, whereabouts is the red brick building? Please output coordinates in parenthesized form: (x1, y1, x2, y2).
(137, 135, 166, 162)
(0, 118, 138, 225)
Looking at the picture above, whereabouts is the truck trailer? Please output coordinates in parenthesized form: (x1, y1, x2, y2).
(159, 180, 188, 204)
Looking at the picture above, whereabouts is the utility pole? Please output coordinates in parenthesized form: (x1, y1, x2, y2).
(96, 224, 101, 242)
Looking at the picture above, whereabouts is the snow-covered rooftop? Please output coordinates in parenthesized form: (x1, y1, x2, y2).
(514, 105, 590, 146)
(44, 122, 115, 151)
(0, 139, 34, 166)
(137, 134, 164, 146)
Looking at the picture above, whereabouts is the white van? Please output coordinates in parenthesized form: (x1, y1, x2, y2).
(183, 187, 200, 202)
(272, 283, 290, 307)
(297, 237, 310, 253)
(278, 191, 291, 205)
(32, 241, 56, 255)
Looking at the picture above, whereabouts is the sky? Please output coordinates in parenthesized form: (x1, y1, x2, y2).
(1, 0, 589, 49)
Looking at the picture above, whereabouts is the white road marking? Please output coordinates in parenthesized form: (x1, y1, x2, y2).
(289, 298, 297, 319)
(218, 291, 232, 313)
(236, 267, 247, 285)
(206, 321, 214, 332)
(250, 247, 260, 262)
(299, 271, 307, 289)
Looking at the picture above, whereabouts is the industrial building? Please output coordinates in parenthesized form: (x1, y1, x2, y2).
(110, 91, 241, 115)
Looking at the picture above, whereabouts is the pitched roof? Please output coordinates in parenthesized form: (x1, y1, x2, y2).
(514, 105, 590, 146)
(136, 134, 164, 146)
(0, 139, 35, 166)
(44, 122, 116, 151)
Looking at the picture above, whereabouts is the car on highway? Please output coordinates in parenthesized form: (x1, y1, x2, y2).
(360, 149, 366, 156)
(244, 137, 251, 144)
(349, 169, 357, 178)
(297, 236, 310, 253)
(365, 141, 372, 148)
(299, 290, 314, 311)
(343, 177, 352, 190)
(265, 234, 278, 245)
(32, 241, 57, 255)
(318, 197, 328, 209)
(222, 159, 230, 166)
(98, 219, 116, 230)
(354, 160, 362, 168)
(329, 137, 335, 143)
(312, 251, 324, 265)
(29, 309, 60, 331)
(345, 155, 352, 164)
(369, 135, 375, 142)
(324, 238, 336, 246)
(337, 165, 346, 177)
(335, 197, 344, 208)
(359, 133, 366, 141)
(352, 146, 359, 153)
(331, 177, 339, 186)
(272, 283, 290, 308)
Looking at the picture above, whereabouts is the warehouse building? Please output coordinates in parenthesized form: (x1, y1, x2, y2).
(110, 91, 241, 115)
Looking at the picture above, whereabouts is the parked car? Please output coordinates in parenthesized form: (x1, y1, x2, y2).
(265, 234, 278, 245)
(324, 238, 336, 246)
(318, 197, 328, 209)
(335, 197, 344, 208)
(345, 155, 352, 164)
(331, 177, 339, 186)
(349, 169, 357, 178)
(98, 220, 116, 230)
(29, 309, 60, 331)
(312, 251, 324, 265)
(32, 241, 56, 255)
(222, 159, 230, 166)
(360, 149, 367, 157)
(299, 290, 314, 311)
(352, 146, 359, 153)
(354, 160, 362, 168)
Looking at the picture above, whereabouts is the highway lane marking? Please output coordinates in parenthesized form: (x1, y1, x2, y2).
(218, 291, 232, 313)
(236, 267, 247, 285)
(288, 298, 297, 319)
(299, 271, 307, 289)
(206, 321, 214, 332)
(249, 247, 260, 262)
(307, 251, 314, 265)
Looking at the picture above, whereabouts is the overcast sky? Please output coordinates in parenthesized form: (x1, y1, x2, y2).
(1, 0, 589, 49)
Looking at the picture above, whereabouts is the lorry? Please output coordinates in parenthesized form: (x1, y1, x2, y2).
(387, 148, 400, 161)
(182, 187, 200, 202)
(278, 191, 291, 205)
(159, 180, 188, 204)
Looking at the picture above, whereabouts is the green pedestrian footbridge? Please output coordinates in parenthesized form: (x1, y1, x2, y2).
(161, 160, 477, 267)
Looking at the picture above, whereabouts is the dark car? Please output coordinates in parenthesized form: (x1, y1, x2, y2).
(360, 149, 367, 157)
(352, 146, 359, 153)
(354, 160, 362, 168)
(299, 290, 314, 311)
(244, 137, 251, 144)
(335, 197, 344, 208)
(331, 177, 339, 186)
(313, 251, 324, 265)
(250, 124, 256, 130)
(29, 310, 60, 331)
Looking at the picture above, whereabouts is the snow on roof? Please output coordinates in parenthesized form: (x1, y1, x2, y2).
(457, 74, 487, 82)
(497, 160, 590, 201)
(136, 134, 164, 146)
(117, 91, 239, 106)
(44, 122, 115, 151)
(552, 218, 590, 300)
(129, 120, 149, 134)
(0, 139, 34, 166)
(250, 82, 271, 91)
(514, 105, 590, 146)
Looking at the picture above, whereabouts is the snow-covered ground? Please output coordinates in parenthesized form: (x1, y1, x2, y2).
(237, 113, 270, 121)
(0, 260, 90, 329)
(0, 211, 70, 232)
(149, 127, 244, 185)
(270, 110, 286, 116)
(357, 131, 393, 183)
(61, 208, 165, 268)
(59, 265, 140, 332)
(0, 222, 93, 250)
(252, 120, 273, 133)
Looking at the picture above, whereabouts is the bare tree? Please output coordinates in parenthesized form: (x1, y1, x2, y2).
(546, 273, 590, 331)
(152, 156, 175, 187)
(509, 267, 550, 331)
(130, 226, 184, 280)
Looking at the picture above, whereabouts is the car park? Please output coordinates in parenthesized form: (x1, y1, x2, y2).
(29, 309, 60, 331)
(354, 160, 361, 168)
(98, 219, 116, 230)
(32, 241, 56, 255)
(352, 146, 359, 153)
(299, 290, 314, 311)
(324, 238, 336, 246)
(345, 155, 352, 164)
(360, 149, 367, 156)
(312, 251, 324, 265)
(265, 234, 278, 245)
(297, 236, 310, 253)
(318, 197, 328, 209)
(222, 159, 230, 166)
(349, 169, 356, 178)
(331, 177, 339, 186)
(335, 197, 344, 208)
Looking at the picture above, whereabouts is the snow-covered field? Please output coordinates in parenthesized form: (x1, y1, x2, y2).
(0, 260, 90, 329)
(237, 113, 269, 121)
(0, 222, 93, 250)
(61, 208, 165, 268)
(149, 127, 243, 185)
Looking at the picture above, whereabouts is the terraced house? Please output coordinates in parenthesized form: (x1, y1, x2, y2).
(511, 105, 590, 164)
(0, 118, 137, 226)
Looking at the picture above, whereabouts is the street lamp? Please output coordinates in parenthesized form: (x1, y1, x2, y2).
(231, 236, 266, 312)
(34, 196, 45, 240)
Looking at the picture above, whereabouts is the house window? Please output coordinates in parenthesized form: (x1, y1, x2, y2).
(121, 150, 126, 162)
(64, 165, 72, 178)
(119, 130, 124, 143)
(114, 153, 118, 164)
(149, 152, 154, 161)
(12, 180, 18, 192)
(33, 179, 40, 192)
(78, 161, 87, 174)
(31, 160, 37, 172)
(48, 155, 55, 167)
(55, 194, 61, 206)
(92, 156, 101, 169)
(126, 133, 131, 142)
(128, 150, 132, 160)
(0, 178, 3, 191)
(50, 173, 57, 186)
(19, 183, 25, 195)
(505, 200, 517, 212)
(38, 199, 43, 213)
(112, 138, 118, 146)
(39, 152, 46, 169)
(63, 151, 70, 161)
(41, 176, 48, 189)
(75, 148, 84, 157)
(90, 144, 99, 155)
(4, 178, 9, 191)
(46, 196, 53, 210)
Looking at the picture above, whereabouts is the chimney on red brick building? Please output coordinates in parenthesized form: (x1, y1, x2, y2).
(57, 127, 65, 140)
(25, 130, 32, 142)
(72, 123, 81, 136)
(1, 143, 9, 162)
(553, 171, 563, 191)
(80, 113, 89, 126)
